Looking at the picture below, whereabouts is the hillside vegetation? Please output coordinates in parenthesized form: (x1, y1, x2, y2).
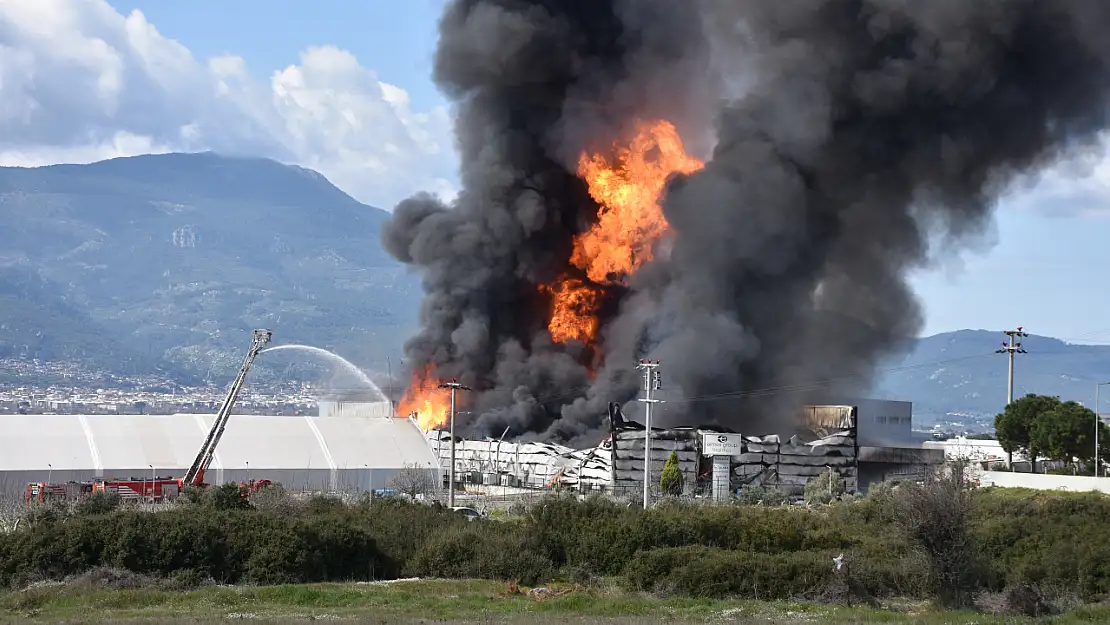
(0, 153, 421, 380)
(875, 329, 1110, 419)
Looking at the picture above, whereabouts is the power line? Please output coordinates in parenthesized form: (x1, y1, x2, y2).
(299, 351, 1003, 409)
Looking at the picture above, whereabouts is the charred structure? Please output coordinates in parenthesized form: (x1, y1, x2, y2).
(425, 402, 942, 498)
(385, 0, 1110, 443)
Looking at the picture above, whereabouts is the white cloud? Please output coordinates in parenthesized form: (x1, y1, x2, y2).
(998, 133, 1110, 219)
(0, 0, 458, 209)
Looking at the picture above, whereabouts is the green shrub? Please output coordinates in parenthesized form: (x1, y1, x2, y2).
(75, 491, 120, 516)
(735, 485, 792, 506)
(203, 483, 249, 511)
(660, 451, 684, 496)
(305, 494, 345, 515)
(2, 484, 1110, 604)
(889, 464, 981, 608)
(0, 509, 394, 587)
(19, 500, 68, 528)
(247, 484, 298, 515)
(406, 524, 553, 584)
(623, 546, 834, 599)
(179, 485, 204, 505)
(804, 470, 845, 506)
(866, 480, 897, 500)
(973, 489, 1110, 600)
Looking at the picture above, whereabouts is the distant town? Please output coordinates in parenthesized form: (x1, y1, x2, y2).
(0, 357, 997, 438)
(0, 358, 318, 416)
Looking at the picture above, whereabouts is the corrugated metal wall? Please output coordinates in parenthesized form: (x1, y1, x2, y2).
(731, 430, 858, 493)
(611, 429, 700, 495)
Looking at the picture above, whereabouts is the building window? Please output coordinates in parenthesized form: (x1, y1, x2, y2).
(877, 416, 888, 424)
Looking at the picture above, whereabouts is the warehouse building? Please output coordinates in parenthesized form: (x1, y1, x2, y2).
(556, 399, 943, 497)
(420, 398, 943, 498)
(0, 398, 440, 497)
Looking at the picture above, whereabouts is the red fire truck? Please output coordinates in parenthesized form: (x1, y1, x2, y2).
(25, 329, 274, 505)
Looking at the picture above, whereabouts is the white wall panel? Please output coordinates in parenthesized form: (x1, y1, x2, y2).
(0, 412, 439, 497)
(86, 414, 204, 476)
(316, 416, 439, 471)
(190, 414, 333, 471)
(0, 415, 96, 471)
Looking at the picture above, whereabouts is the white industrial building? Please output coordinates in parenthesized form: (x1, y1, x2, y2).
(0, 399, 441, 497)
(0, 392, 942, 500)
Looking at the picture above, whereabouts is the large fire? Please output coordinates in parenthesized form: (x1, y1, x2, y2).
(397, 363, 451, 431)
(402, 121, 703, 422)
(545, 120, 704, 347)
(573, 120, 705, 282)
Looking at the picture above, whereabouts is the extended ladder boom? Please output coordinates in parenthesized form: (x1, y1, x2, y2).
(183, 329, 272, 486)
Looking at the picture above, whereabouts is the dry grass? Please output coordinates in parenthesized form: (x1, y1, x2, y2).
(3, 576, 1110, 625)
(0, 495, 21, 534)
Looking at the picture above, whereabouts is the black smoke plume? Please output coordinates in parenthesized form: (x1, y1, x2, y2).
(383, 0, 1110, 444)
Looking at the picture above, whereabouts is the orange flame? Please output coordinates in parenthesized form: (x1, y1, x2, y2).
(397, 363, 451, 431)
(572, 120, 704, 283)
(545, 120, 703, 347)
(542, 275, 603, 346)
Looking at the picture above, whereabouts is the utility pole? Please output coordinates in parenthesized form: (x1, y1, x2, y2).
(996, 327, 1028, 469)
(637, 359, 663, 510)
(1097, 382, 1110, 477)
(438, 379, 471, 508)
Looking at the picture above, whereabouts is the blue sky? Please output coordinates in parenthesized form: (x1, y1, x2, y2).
(909, 209, 1110, 342)
(104, 1, 445, 110)
(20, 2, 1110, 342)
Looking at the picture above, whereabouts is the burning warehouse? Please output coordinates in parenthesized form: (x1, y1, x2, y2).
(386, 1, 1110, 445)
(423, 400, 942, 498)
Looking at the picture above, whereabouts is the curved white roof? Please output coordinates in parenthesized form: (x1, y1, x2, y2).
(0, 412, 439, 495)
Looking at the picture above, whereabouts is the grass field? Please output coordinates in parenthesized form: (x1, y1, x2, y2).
(3, 578, 1110, 625)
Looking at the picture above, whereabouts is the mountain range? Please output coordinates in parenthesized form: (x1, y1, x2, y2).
(0, 152, 421, 382)
(873, 330, 1110, 421)
(0, 152, 1106, 422)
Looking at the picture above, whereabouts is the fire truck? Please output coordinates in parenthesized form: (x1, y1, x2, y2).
(25, 481, 92, 504)
(25, 329, 274, 505)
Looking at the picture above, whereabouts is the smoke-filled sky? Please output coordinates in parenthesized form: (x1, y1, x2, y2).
(3, 0, 1110, 439)
(380, 0, 1110, 441)
(1, 0, 1108, 343)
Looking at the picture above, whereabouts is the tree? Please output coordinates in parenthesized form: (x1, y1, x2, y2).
(994, 394, 1060, 471)
(204, 483, 251, 510)
(1030, 400, 1110, 468)
(75, 491, 120, 515)
(659, 451, 684, 496)
(389, 463, 440, 500)
(804, 469, 845, 505)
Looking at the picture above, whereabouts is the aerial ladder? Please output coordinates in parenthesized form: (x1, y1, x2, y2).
(26, 329, 273, 504)
(181, 328, 272, 488)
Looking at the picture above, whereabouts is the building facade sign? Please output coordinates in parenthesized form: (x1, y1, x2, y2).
(702, 432, 743, 456)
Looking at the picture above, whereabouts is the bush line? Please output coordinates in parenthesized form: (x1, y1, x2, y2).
(4, 478, 1110, 611)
